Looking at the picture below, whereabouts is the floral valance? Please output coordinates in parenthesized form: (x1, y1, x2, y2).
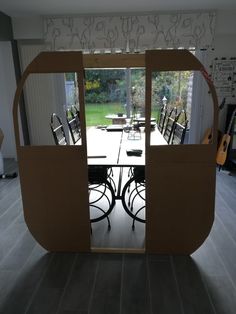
(44, 12, 216, 52)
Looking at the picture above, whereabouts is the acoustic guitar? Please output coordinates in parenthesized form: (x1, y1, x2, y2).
(216, 107, 236, 166)
(201, 98, 226, 145)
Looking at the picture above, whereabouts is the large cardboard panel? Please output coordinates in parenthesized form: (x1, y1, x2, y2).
(13, 50, 219, 253)
(23, 51, 84, 73)
(145, 50, 218, 254)
(146, 145, 216, 254)
(13, 52, 91, 252)
(18, 146, 90, 251)
(83, 53, 145, 68)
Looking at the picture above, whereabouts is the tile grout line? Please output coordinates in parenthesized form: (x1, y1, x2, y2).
(215, 213, 236, 248)
(0, 204, 23, 240)
(87, 253, 101, 314)
(170, 255, 186, 314)
(194, 261, 218, 314)
(0, 195, 22, 220)
(0, 181, 21, 203)
(209, 236, 236, 293)
(0, 238, 37, 306)
(119, 253, 124, 314)
(55, 253, 79, 314)
(0, 176, 19, 192)
(216, 172, 236, 198)
(1, 236, 37, 272)
(0, 219, 27, 267)
(24, 252, 55, 314)
(216, 191, 236, 219)
(146, 254, 153, 314)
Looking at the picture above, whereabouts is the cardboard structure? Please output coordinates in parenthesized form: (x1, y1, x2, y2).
(145, 50, 219, 254)
(13, 50, 218, 254)
(13, 52, 90, 251)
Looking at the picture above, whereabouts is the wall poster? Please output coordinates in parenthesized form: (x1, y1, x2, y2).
(211, 58, 236, 98)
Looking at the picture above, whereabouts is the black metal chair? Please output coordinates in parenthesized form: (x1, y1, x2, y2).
(88, 165, 115, 230)
(69, 106, 117, 192)
(157, 104, 168, 133)
(163, 107, 178, 143)
(171, 110, 188, 145)
(50, 112, 115, 230)
(50, 113, 68, 145)
(66, 106, 81, 144)
(121, 166, 145, 230)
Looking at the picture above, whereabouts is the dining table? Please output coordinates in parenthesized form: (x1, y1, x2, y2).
(86, 126, 167, 223)
(105, 114, 127, 125)
(87, 126, 167, 166)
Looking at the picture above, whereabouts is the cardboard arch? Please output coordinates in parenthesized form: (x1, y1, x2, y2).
(13, 50, 218, 254)
(145, 50, 219, 254)
(13, 51, 91, 252)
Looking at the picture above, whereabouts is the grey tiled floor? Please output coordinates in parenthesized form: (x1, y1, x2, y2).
(0, 159, 236, 313)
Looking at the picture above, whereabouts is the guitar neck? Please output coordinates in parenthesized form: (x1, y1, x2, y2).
(226, 108, 236, 135)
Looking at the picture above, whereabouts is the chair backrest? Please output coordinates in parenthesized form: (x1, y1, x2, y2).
(163, 107, 178, 143)
(66, 106, 81, 144)
(171, 110, 188, 145)
(157, 104, 168, 133)
(50, 113, 68, 145)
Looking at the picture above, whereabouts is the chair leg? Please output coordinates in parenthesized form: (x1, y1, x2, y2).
(89, 180, 115, 231)
(121, 176, 146, 225)
(132, 205, 145, 230)
(90, 204, 111, 231)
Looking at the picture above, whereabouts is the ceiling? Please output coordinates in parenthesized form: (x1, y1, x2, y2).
(1, 0, 236, 17)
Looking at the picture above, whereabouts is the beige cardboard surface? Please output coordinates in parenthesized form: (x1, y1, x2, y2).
(13, 52, 91, 252)
(18, 146, 90, 251)
(145, 50, 219, 254)
(146, 145, 216, 253)
(12, 50, 219, 254)
(83, 53, 145, 68)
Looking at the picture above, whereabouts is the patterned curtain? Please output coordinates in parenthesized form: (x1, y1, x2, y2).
(44, 12, 216, 52)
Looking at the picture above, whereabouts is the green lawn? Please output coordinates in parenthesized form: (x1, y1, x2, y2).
(85, 102, 159, 126)
(85, 102, 125, 126)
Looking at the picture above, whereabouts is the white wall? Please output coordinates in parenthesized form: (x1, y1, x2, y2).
(11, 10, 236, 136)
(0, 41, 17, 158)
(210, 10, 236, 131)
(12, 17, 43, 40)
(19, 44, 67, 145)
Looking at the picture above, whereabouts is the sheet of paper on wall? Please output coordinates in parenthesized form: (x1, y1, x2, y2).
(211, 59, 236, 98)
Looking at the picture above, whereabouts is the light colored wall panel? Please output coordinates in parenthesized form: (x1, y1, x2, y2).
(0, 41, 17, 158)
(20, 45, 66, 145)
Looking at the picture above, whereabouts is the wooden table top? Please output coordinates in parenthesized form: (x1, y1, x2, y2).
(87, 127, 122, 166)
(118, 129, 167, 166)
(105, 114, 127, 119)
(86, 127, 167, 166)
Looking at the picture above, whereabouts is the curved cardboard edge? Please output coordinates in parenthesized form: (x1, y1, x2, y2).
(145, 50, 219, 254)
(12, 51, 91, 252)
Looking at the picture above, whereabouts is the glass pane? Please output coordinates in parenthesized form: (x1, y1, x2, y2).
(151, 70, 193, 145)
(85, 69, 126, 127)
(21, 72, 82, 146)
(131, 68, 145, 118)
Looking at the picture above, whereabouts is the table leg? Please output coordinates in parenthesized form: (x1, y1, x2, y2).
(116, 166, 123, 199)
